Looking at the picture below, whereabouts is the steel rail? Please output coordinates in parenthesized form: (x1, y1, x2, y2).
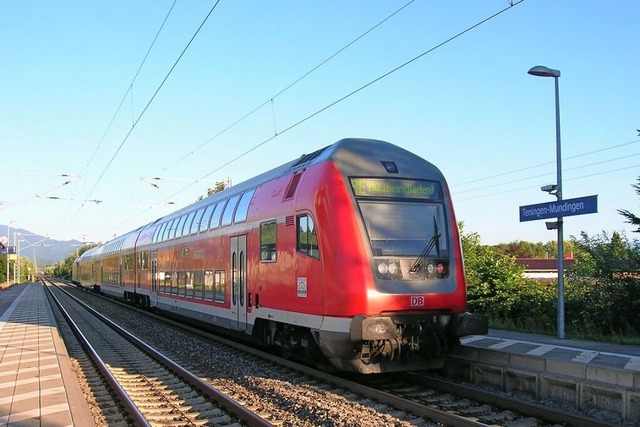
(44, 278, 274, 427)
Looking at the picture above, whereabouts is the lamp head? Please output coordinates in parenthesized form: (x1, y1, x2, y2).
(545, 221, 559, 230)
(528, 65, 561, 78)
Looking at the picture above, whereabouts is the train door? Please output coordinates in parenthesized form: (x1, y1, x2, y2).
(230, 235, 247, 331)
(150, 251, 158, 306)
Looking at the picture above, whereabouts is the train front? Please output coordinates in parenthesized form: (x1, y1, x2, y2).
(313, 139, 487, 373)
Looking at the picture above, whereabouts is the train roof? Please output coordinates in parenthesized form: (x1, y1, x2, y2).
(93, 138, 442, 249)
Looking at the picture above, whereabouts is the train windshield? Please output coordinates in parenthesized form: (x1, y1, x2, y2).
(358, 201, 448, 257)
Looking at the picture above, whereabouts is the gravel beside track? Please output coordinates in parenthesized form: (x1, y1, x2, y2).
(49, 281, 631, 427)
(53, 282, 440, 426)
(47, 282, 252, 426)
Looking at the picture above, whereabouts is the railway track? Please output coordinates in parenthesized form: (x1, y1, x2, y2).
(44, 279, 274, 426)
(48, 279, 625, 426)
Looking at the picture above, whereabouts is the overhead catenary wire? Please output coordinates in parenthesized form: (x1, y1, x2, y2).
(158, 0, 527, 203)
(78, 0, 179, 178)
(452, 138, 640, 188)
(72, 0, 222, 218)
(155, 0, 417, 176)
(105, 0, 530, 235)
(455, 163, 640, 202)
(453, 141, 640, 194)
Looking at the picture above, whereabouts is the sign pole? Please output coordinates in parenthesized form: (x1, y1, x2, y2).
(554, 77, 565, 339)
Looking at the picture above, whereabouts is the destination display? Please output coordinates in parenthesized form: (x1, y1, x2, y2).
(519, 195, 598, 222)
(350, 178, 442, 200)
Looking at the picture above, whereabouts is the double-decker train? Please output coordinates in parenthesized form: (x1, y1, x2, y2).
(72, 138, 487, 374)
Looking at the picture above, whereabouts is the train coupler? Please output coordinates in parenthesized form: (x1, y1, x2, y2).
(361, 344, 372, 364)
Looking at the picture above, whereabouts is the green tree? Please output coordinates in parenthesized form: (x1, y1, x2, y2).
(461, 223, 556, 330)
(492, 240, 577, 259)
(196, 180, 228, 201)
(617, 174, 640, 233)
(566, 231, 640, 336)
(570, 231, 640, 278)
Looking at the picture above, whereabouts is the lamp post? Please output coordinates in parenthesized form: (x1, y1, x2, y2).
(14, 233, 50, 284)
(528, 65, 565, 339)
(6, 222, 11, 286)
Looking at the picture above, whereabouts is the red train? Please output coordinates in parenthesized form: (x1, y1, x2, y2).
(73, 138, 487, 374)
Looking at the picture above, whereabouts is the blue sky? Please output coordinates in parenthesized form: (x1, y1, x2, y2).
(1, 0, 639, 248)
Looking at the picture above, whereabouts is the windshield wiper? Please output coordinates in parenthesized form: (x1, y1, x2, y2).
(409, 218, 441, 274)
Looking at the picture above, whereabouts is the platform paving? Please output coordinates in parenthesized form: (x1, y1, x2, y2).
(462, 328, 640, 373)
(0, 283, 94, 427)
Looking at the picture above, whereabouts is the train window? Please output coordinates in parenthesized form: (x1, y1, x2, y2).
(358, 201, 448, 257)
(182, 211, 197, 237)
(221, 195, 240, 227)
(124, 254, 134, 271)
(209, 201, 226, 229)
(214, 270, 225, 303)
(260, 220, 277, 262)
(152, 224, 162, 243)
(193, 270, 203, 299)
(297, 214, 319, 258)
(170, 272, 178, 295)
(164, 219, 176, 241)
(204, 270, 214, 301)
(199, 204, 216, 233)
(175, 215, 188, 239)
(185, 271, 193, 298)
(159, 272, 166, 293)
(138, 251, 148, 270)
(177, 271, 185, 296)
(156, 223, 167, 243)
(190, 207, 206, 234)
(234, 189, 255, 223)
(163, 272, 172, 294)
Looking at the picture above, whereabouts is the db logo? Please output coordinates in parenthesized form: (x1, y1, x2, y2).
(410, 296, 425, 307)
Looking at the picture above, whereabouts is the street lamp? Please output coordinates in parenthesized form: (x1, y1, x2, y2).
(14, 233, 50, 284)
(528, 65, 565, 339)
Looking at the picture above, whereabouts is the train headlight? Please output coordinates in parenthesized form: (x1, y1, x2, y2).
(388, 262, 398, 275)
(377, 262, 389, 275)
(375, 260, 401, 279)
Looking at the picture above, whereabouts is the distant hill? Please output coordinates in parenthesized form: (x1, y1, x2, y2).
(0, 224, 86, 266)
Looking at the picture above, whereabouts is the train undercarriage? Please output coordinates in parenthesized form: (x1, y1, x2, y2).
(254, 311, 488, 374)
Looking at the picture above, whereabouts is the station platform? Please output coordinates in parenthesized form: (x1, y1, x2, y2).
(0, 283, 94, 426)
(462, 328, 640, 372)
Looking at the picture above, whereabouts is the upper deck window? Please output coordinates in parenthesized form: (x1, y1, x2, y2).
(153, 223, 166, 243)
(234, 189, 255, 223)
(199, 204, 216, 233)
(209, 201, 226, 229)
(190, 207, 206, 234)
(160, 219, 174, 242)
(182, 211, 197, 237)
(221, 195, 240, 227)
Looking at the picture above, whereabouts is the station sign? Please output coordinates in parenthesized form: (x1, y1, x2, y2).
(519, 195, 598, 222)
(0, 246, 16, 255)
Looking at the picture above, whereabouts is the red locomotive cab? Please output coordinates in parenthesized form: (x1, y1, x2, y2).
(302, 139, 487, 373)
